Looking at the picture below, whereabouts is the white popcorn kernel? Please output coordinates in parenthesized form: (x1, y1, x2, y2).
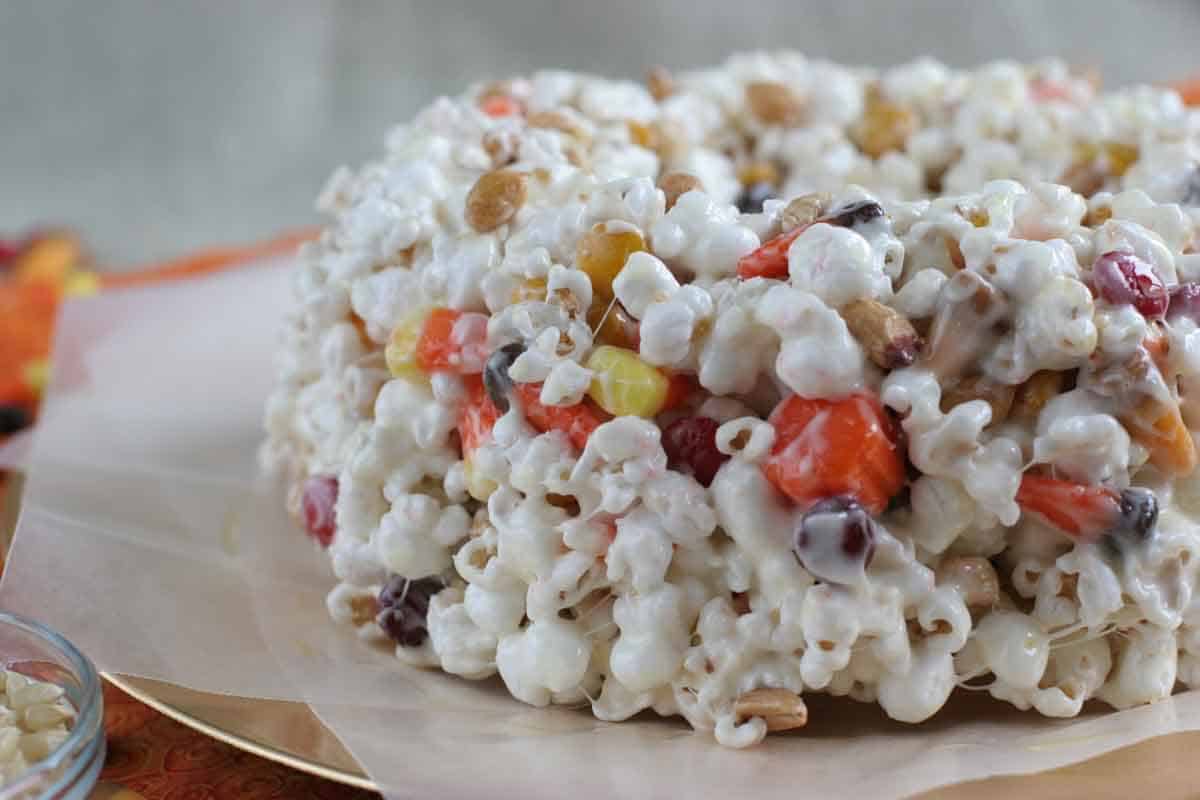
(715, 417, 775, 462)
(610, 585, 689, 693)
(0, 729, 17, 763)
(974, 610, 1050, 690)
(18, 729, 67, 763)
(1032, 637, 1111, 717)
(893, 268, 948, 319)
(1017, 276, 1097, 371)
(787, 223, 893, 308)
(697, 301, 778, 396)
(465, 582, 527, 637)
(540, 360, 593, 406)
(650, 190, 760, 280)
(1098, 624, 1178, 709)
(877, 645, 955, 723)
(376, 494, 453, 578)
(607, 508, 673, 593)
(546, 262, 593, 311)
(1095, 304, 1149, 361)
(1032, 390, 1130, 485)
(497, 619, 592, 706)
(915, 586, 971, 653)
(756, 284, 866, 398)
(21, 704, 71, 732)
(639, 286, 713, 368)
(427, 588, 498, 680)
(713, 712, 768, 749)
(612, 252, 680, 319)
(6, 683, 62, 712)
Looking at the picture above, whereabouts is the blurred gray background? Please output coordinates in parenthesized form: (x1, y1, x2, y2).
(4, 1, 1199, 267)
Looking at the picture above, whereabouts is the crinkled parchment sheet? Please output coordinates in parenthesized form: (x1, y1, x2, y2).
(3, 259, 1200, 799)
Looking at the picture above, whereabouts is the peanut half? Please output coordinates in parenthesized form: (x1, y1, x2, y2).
(940, 375, 1016, 426)
(745, 81, 805, 126)
(733, 688, 808, 732)
(780, 192, 832, 232)
(646, 65, 676, 101)
(466, 170, 527, 232)
(935, 556, 1000, 608)
(1011, 370, 1065, 421)
(841, 299, 922, 370)
(658, 172, 704, 211)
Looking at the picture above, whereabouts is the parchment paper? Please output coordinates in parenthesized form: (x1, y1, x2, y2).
(3, 258, 1200, 799)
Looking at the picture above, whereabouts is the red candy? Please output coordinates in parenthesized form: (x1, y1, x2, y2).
(662, 416, 728, 487)
(480, 95, 523, 118)
(0, 239, 20, 268)
(763, 392, 905, 514)
(736, 224, 809, 280)
(458, 376, 502, 455)
(301, 475, 339, 548)
(415, 308, 488, 374)
(515, 383, 607, 451)
(662, 373, 696, 411)
(1092, 251, 1168, 318)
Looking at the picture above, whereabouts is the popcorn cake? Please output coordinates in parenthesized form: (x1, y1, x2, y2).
(263, 53, 1200, 746)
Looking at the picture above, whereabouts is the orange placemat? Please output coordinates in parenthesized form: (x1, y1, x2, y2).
(97, 682, 378, 800)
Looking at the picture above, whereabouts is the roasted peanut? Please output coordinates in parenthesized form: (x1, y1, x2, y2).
(936, 556, 1000, 608)
(1011, 370, 1066, 421)
(465, 170, 527, 232)
(527, 110, 588, 141)
(780, 192, 832, 232)
(745, 81, 804, 126)
(659, 172, 704, 210)
(841, 299, 922, 370)
(646, 65, 676, 101)
(851, 88, 917, 159)
(733, 688, 808, 732)
(349, 595, 379, 627)
(940, 375, 1016, 425)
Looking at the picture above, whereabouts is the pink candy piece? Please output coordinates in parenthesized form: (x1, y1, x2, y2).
(1092, 250, 1168, 318)
(301, 475, 339, 548)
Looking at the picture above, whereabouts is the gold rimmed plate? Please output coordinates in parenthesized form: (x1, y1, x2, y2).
(102, 673, 375, 789)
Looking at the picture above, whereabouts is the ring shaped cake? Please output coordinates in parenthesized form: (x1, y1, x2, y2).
(264, 53, 1200, 747)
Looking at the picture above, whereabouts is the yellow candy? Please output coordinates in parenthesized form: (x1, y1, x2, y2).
(22, 359, 50, 395)
(586, 345, 669, 418)
(385, 307, 430, 381)
(576, 224, 645, 297)
(64, 271, 100, 297)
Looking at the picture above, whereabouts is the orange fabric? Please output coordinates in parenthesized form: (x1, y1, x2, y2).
(99, 227, 317, 290)
(1170, 77, 1200, 106)
(0, 227, 315, 417)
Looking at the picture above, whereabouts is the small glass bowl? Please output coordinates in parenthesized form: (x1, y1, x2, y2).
(0, 613, 104, 800)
